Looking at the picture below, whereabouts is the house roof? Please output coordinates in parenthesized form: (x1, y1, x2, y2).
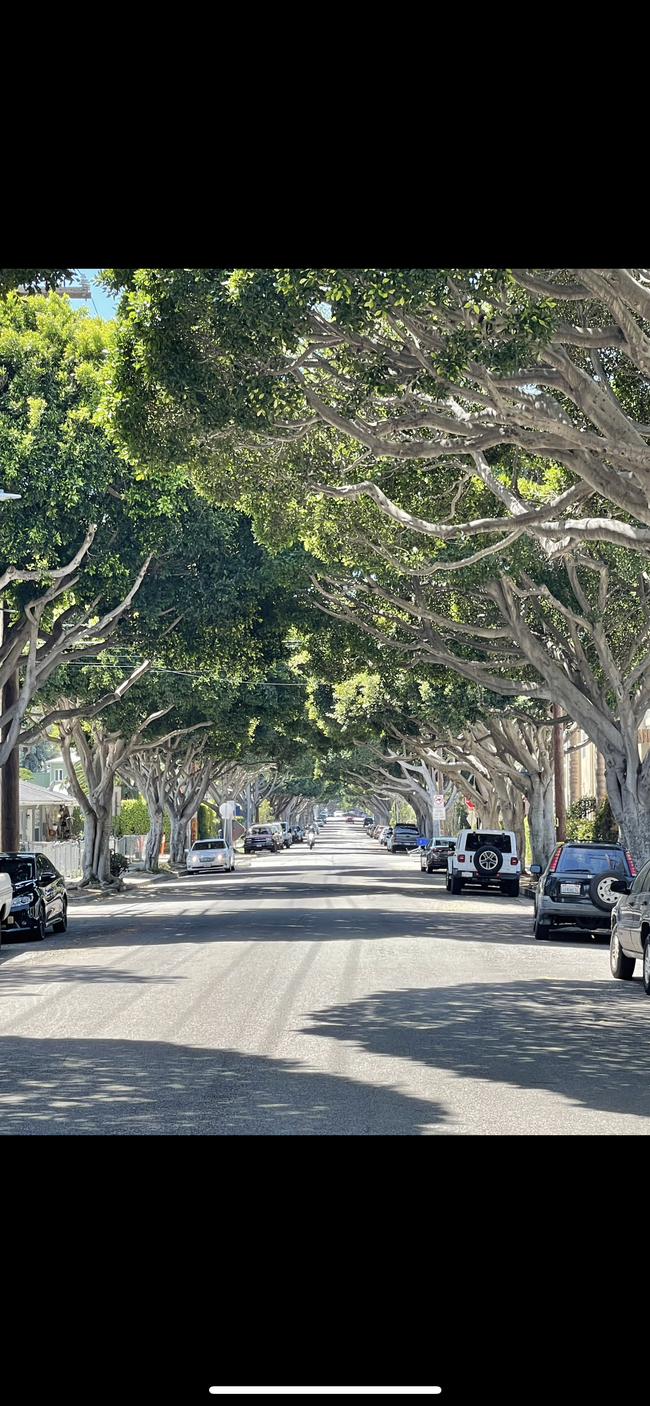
(19, 779, 75, 808)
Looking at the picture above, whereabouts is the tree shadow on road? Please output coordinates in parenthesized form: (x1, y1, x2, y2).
(7, 905, 610, 955)
(0, 1036, 446, 1135)
(301, 978, 650, 1120)
(0, 964, 183, 989)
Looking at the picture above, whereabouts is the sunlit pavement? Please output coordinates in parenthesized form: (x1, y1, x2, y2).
(1, 822, 649, 1134)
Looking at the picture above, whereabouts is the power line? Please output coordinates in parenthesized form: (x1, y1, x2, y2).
(53, 661, 310, 683)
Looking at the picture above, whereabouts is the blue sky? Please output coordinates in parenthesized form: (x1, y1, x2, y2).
(75, 269, 119, 320)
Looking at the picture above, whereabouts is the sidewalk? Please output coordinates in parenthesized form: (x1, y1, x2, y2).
(66, 865, 180, 905)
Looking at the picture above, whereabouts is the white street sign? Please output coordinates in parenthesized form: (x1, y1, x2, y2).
(433, 795, 445, 807)
(219, 801, 236, 819)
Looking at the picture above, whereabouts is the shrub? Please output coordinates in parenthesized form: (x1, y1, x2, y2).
(565, 795, 597, 841)
(110, 851, 129, 875)
(592, 796, 620, 843)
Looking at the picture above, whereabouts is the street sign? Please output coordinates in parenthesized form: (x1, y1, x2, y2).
(466, 801, 475, 810)
(433, 795, 445, 808)
(219, 801, 236, 819)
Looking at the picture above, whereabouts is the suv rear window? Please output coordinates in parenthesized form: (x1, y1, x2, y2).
(556, 846, 628, 874)
(464, 832, 512, 853)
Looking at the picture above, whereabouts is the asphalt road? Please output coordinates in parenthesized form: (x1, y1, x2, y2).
(1, 821, 650, 1134)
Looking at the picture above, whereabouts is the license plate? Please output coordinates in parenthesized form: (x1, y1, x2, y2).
(560, 883, 581, 894)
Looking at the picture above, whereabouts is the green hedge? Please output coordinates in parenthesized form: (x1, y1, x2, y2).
(117, 796, 170, 840)
(198, 803, 216, 839)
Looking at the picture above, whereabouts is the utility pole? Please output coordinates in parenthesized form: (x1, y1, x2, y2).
(1, 666, 20, 852)
(1, 596, 20, 852)
(553, 702, 566, 841)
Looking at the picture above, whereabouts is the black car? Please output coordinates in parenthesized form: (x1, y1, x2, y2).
(420, 837, 456, 873)
(0, 852, 68, 940)
(531, 841, 635, 940)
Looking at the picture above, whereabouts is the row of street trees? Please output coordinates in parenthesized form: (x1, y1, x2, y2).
(96, 267, 650, 866)
(0, 287, 348, 880)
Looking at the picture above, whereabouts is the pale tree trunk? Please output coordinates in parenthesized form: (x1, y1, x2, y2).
(170, 814, 188, 866)
(528, 769, 556, 871)
(61, 730, 119, 886)
(145, 808, 165, 872)
(605, 762, 644, 857)
(164, 752, 214, 865)
(127, 752, 169, 873)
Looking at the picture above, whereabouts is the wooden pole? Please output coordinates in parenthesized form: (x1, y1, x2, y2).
(553, 702, 566, 842)
(1, 668, 20, 852)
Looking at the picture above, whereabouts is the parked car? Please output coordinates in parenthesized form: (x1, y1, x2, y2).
(380, 827, 393, 847)
(532, 840, 636, 941)
(447, 829, 521, 896)
(186, 838, 235, 873)
(387, 824, 420, 853)
(0, 864, 16, 945)
(0, 851, 68, 939)
(609, 854, 650, 989)
(244, 825, 280, 854)
(421, 837, 457, 873)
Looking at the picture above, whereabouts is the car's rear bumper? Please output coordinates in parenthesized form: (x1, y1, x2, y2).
(455, 870, 520, 883)
(538, 895, 611, 924)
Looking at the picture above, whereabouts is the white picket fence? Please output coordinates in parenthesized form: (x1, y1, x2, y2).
(21, 833, 151, 878)
(25, 838, 84, 879)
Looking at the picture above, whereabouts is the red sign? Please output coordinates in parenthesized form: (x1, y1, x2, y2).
(466, 802, 475, 810)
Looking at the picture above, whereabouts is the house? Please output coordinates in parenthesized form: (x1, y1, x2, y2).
(563, 710, 650, 806)
(29, 753, 70, 790)
(18, 779, 78, 847)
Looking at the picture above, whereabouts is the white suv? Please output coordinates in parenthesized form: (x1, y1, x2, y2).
(447, 830, 521, 897)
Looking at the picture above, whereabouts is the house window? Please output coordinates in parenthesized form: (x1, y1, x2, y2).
(54, 768, 63, 783)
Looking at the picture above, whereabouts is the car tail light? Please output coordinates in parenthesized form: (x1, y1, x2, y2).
(511, 857, 518, 865)
(549, 847, 562, 871)
(625, 850, 637, 876)
(457, 854, 465, 862)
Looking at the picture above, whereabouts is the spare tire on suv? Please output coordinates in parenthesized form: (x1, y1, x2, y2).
(474, 845, 503, 878)
(589, 872, 619, 912)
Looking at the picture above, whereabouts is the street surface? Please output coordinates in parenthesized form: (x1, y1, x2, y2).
(1, 820, 650, 1134)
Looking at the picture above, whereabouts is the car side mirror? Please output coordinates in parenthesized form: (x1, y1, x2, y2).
(41, 871, 55, 883)
(530, 865, 542, 875)
(610, 879, 629, 893)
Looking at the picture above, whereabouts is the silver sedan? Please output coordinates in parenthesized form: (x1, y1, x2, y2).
(186, 838, 235, 873)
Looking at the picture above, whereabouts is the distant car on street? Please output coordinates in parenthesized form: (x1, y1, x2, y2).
(244, 826, 280, 854)
(447, 829, 521, 897)
(387, 824, 420, 853)
(421, 838, 457, 872)
(186, 838, 235, 873)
